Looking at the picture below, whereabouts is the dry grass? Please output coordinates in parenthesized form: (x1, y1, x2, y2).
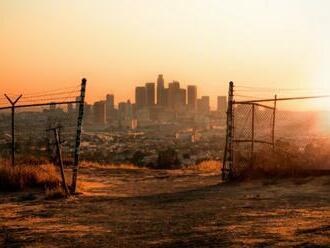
(237, 142, 330, 180)
(45, 185, 67, 200)
(0, 162, 60, 192)
(186, 160, 221, 172)
(79, 161, 143, 170)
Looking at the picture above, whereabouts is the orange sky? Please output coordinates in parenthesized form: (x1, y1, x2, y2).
(1, 0, 330, 109)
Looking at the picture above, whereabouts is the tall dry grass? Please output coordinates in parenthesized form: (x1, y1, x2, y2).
(186, 160, 221, 172)
(0, 162, 60, 191)
(236, 140, 330, 180)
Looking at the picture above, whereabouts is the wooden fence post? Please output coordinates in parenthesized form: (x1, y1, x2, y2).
(272, 95, 277, 150)
(53, 128, 70, 195)
(222, 81, 234, 181)
(71, 78, 87, 193)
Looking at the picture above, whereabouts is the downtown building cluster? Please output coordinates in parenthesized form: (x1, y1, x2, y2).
(84, 75, 227, 129)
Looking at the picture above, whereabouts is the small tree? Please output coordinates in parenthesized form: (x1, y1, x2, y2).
(157, 148, 181, 169)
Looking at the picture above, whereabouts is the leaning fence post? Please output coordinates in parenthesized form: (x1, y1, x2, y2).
(251, 103, 255, 167)
(272, 95, 277, 150)
(4, 94, 22, 166)
(71, 78, 86, 193)
(222, 81, 234, 181)
(53, 127, 70, 195)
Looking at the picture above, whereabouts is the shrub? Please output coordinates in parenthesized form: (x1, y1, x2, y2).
(0, 163, 60, 192)
(157, 148, 181, 169)
(236, 139, 330, 180)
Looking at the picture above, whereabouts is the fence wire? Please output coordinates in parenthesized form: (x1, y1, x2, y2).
(0, 84, 81, 166)
(232, 102, 275, 177)
(230, 85, 330, 178)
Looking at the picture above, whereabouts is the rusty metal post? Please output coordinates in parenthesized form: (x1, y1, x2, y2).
(71, 78, 86, 193)
(272, 95, 277, 150)
(53, 128, 70, 195)
(4, 94, 22, 166)
(251, 104, 255, 157)
(222, 81, 234, 181)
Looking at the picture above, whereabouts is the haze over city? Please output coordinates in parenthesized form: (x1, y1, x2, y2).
(2, 0, 330, 108)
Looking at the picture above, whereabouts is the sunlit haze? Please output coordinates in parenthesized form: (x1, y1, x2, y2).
(2, 0, 330, 108)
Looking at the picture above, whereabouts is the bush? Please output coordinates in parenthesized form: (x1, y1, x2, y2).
(157, 148, 181, 169)
(0, 163, 60, 192)
(236, 139, 330, 180)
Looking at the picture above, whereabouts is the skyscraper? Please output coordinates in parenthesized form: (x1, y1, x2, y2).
(118, 100, 133, 120)
(217, 96, 227, 113)
(157, 74, 165, 106)
(93, 100, 106, 125)
(179, 88, 186, 107)
(106, 94, 114, 110)
(197, 96, 210, 113)
(106, 94, 115, 122)
(187, 85, 197, 111)
(168, 81, 180, 110)
(135, 86, 146, 109)
(145, 82, 155, 107)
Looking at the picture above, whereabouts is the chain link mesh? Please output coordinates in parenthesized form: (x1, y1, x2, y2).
(233, 102, 275, 177)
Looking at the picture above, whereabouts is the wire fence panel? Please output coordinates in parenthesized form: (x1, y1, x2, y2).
(232, 102, 275, 177)
(0, 85, 82, 167)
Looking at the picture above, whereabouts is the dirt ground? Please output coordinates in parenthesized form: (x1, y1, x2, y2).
(0, 165, 329, 248)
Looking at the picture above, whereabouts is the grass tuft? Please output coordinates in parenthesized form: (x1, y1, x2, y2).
(0, 163, 60, 192)
(45, 186, 67, 200)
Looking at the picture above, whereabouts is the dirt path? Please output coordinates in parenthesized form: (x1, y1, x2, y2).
(0, 166, 329, 247)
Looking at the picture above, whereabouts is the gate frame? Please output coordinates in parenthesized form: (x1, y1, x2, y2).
(222, 81, 330, 181)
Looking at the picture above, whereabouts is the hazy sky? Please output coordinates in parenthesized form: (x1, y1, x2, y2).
(1, 0, 330, 107)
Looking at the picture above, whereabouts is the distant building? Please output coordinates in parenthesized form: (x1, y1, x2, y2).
(168, 81, 180, 110)
(145, 82, 155, 107)
(197, 96, 210, 113)
(157, 74, 166, 106)
(179, 88, 186, 107)
(106, 94, 115, 122)
(187, 85, 197, 111)
(217, 96, 227, 114)
(135, 86, 146, 110)
(106, 94, 114, 110)
(84, 103, 92, 122)
(118, 100, 133, 120)
(93, 101, 106, 125)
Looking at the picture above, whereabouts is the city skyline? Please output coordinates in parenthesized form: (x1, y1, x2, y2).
(3, 0, 330, 109)
(90, 74, 225, 110)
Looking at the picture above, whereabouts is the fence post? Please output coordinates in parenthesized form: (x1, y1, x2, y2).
(251, 104, 255, 154)
(272, 95, 277, 150)
(71, 78, 86, 193)
(53, 127, 70, 195)
(222, 81, 234, 181)
(4, 94, 22, 166)
(251, 103, 255, 167)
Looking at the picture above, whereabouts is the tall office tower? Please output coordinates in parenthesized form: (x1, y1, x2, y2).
(135, 86, 146, 110)
(118, 100, 133, 120)
(217, 96, 227, 113)
(145, 82, 155, 107)
(106, 94, 114, 109)
(197, 96, 210, 113)
(84, 103, 92, 120)
(187, 85, 197, 111)
(163, 88, 168, 107)
(106, 94, 115, 122)
(179, 88, 186, 107)
(168, 81, 180, 109)
(93, 100, 106, 125)
(157, 74, 165, 106)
